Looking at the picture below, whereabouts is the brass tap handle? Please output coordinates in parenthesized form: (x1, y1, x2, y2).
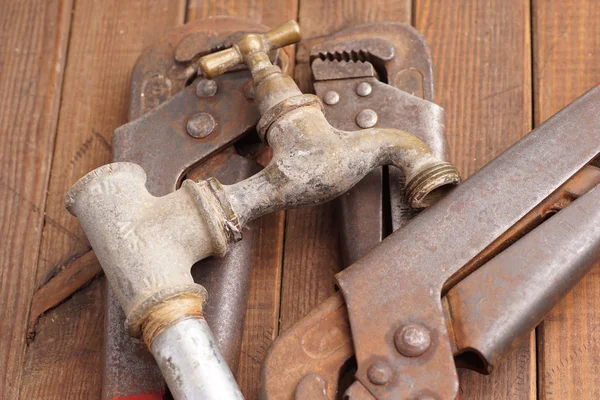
(199, 20, 301, 79)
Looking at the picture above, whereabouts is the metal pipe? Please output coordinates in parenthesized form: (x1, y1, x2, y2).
(150, 318, 244, 400)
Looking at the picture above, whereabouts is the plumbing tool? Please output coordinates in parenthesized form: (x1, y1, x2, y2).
(261, 86, 600, 399)
(65, 20, 459, 400)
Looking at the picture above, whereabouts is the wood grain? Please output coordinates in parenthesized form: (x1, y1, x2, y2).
(278, 0, 411, 349)
(414, 0, 534, 398)
(186, 2, 298, 398)
(27, 250, 101, 334)
(297, 0, 410, 39)
(19, 1, 187, 397)
(188, 0, 297, 27)
(0, 0, 73, 398)
(532, 1, 600, 399)
(20, 278, 106, 400)
(7, 1, 599, 399)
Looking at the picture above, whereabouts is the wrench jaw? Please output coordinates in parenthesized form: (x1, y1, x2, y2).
(306, 23, 452, 268)
(260, 293, 353, 400)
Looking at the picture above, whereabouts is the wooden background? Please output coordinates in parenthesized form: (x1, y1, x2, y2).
(1, 0, 599, 398)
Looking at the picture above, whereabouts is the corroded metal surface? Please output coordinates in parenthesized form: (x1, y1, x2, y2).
(261, 86, 600, 399)
(335, 85, 600, 400)
(115, 17, 292, 197)
(260, 167, 600, 399)
(298, 22, 435, 100)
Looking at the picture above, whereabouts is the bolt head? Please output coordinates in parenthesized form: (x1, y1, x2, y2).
(187, 112, 216, 138)
(356, 109, 378, 128)
(367, 362, 392, 385)
(395, 324, 432, 357)
(323, 91, 340, 105)
(196, 79, 218, 97)
(356, 82, 372, 97)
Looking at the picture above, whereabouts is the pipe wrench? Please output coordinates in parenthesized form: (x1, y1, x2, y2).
(262, 86, 600, 399)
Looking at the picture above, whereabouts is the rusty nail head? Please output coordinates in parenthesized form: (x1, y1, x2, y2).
(367, 362, 393, 385)
(356, 82, 372, 97)
(187, 112, 216, 138)
(395, 324, 432, 357)
(323, 90, 340, 105)
(196, 79, 218, 97)
(356, 109, 378, 128)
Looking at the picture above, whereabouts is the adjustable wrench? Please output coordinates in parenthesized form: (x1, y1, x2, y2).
(262, 86, 600, 399)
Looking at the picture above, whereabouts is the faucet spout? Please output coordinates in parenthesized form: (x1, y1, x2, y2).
(223, 105, 460, 226)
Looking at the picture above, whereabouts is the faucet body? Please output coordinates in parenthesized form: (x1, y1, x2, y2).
(65, 21, 460, 400)
(226, 104, 455, 226)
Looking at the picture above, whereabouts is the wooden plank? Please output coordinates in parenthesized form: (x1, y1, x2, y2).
(20, 278, 106, 400)
(20, 1, 187, 398)
(414, 0, 534, 398)
(278, 0, 411, 340)
(532, 1, 600, 399)
(188, 0, 297, 27)
(296, 0, 410, 39)
(0, 0, 73, 398)
(186, 2, 298, 398)
(27, 250, 101, 334)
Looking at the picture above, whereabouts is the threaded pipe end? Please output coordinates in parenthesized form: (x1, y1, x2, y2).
(405, 162, 461, 209)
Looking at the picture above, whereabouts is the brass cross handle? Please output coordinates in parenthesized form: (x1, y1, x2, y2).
(198, 20, 301, 78)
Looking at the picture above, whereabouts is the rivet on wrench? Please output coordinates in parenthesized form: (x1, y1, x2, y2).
(323, 91, 340, 105)
(356, 109, 378, 128)
(394, 323, 431, 357)
(356, 82, 372, 97)
(196, 79, 218, 97)
(367, 362, 393, 385)
(187, 112, 216, 138)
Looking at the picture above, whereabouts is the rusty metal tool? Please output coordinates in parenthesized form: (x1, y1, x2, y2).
(102, 17, 292, 399)
(261, 86, 600, 399)
(66, 20, 460, 400)
(301, 22, 448, 266)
